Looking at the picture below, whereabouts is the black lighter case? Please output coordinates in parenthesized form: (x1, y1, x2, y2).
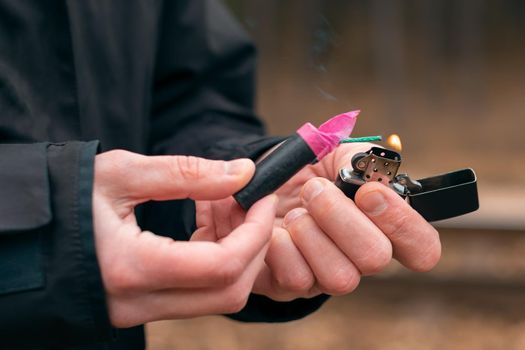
(335, 147, 479, 222)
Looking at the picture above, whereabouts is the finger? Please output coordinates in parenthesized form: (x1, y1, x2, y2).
(300, 178, 392, 275)
(193, 198, 242, 241)
(229, 200, 247, 230)
(109, 239, 269, 327)
(355, 182, 441, 272)
(274, 173, 304, 215)
(283, 208, 361, 295)
(209, 198, 236, 239)
(262, 227, 315, 298)
(219, 194, 277, 262)
(108, 151, 255, 201)
(113, 195, 277, 291)
(252, 263, 321, 302)
(195, 200, 213, 230)
(192, 201, 217, 241)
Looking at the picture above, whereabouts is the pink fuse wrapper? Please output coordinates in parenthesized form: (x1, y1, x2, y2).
(297, 110, 359, 160)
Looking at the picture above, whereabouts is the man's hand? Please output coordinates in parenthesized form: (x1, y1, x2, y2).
(251, 143, 442, 301)
(93, 150, 276, 327)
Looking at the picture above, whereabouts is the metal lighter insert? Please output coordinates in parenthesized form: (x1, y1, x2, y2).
(335, 147, 479, 222)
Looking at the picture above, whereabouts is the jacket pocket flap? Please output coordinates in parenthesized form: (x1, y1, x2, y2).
(0, 143, 51, 233)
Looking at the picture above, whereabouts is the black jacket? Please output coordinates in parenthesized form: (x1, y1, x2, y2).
(0, 1, 327, 348)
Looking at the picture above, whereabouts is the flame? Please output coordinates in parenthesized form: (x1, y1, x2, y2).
(386, 134, 402, 152)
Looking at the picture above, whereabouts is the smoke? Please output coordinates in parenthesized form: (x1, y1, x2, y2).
(316, 86, 338, 101)
(310, 15, 340, 101)
(311, 15, 339, 70)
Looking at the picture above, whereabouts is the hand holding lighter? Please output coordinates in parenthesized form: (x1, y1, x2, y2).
(233, 110, 479, 222)
(335, 147, 479, 222)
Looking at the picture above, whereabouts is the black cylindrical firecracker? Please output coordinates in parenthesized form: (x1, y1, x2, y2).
(234, 134, 317, 210)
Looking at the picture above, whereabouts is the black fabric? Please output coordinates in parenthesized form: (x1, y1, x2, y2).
(0, 0, 328, 348)
(229, 294, 331, 323)
(0, 143, 51, 233)
(0, 224, 44, 295)
(0, 143, 50, 295)
(0, 141, 112, 348)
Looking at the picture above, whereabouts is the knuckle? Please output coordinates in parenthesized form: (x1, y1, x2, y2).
(305, 197, 338, 226)
(285, 214, 310, 238)
(275, 270, 315, 293)
(223, 284, 251, 313)
(384, 211, 412, 240)
(316, 195, 339, 218)
(411, 239, 442, 272)
(173, 156, 204, 181)
(311, 191, 348, 224)
(104, 264, 140, 295)
(324, 267, 360, 296)
(245, 222, 272, 242)
(112, 150, 138, 170)
(109, 316, 128, 329)
(107, 305, 132, 328)
(216, 257, 244, 286)
(96, 150, 134, 177)
(359, 242, 392, 275)
(105, 149, 130, 160)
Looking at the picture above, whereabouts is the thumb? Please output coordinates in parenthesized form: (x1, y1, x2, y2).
(98, 151, 255, 201)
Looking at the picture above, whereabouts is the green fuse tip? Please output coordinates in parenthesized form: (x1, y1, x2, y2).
(340, 135, 383, 143)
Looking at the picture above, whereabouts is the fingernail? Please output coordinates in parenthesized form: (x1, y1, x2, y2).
(283, 208, 306, 228)
(301, 179, 325, 204)
(360, 191, 388, 216)
(226, 159, 251, 176)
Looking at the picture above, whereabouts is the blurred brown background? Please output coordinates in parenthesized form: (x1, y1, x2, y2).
(148, 1, 525, 349)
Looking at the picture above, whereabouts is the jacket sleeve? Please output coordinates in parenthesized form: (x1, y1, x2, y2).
(141, 0, 328, 323)
(148, 0, 266, 158)
(0, 141, 113, 347)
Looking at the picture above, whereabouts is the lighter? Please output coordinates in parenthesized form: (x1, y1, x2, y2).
(335, 143, 479, 222)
